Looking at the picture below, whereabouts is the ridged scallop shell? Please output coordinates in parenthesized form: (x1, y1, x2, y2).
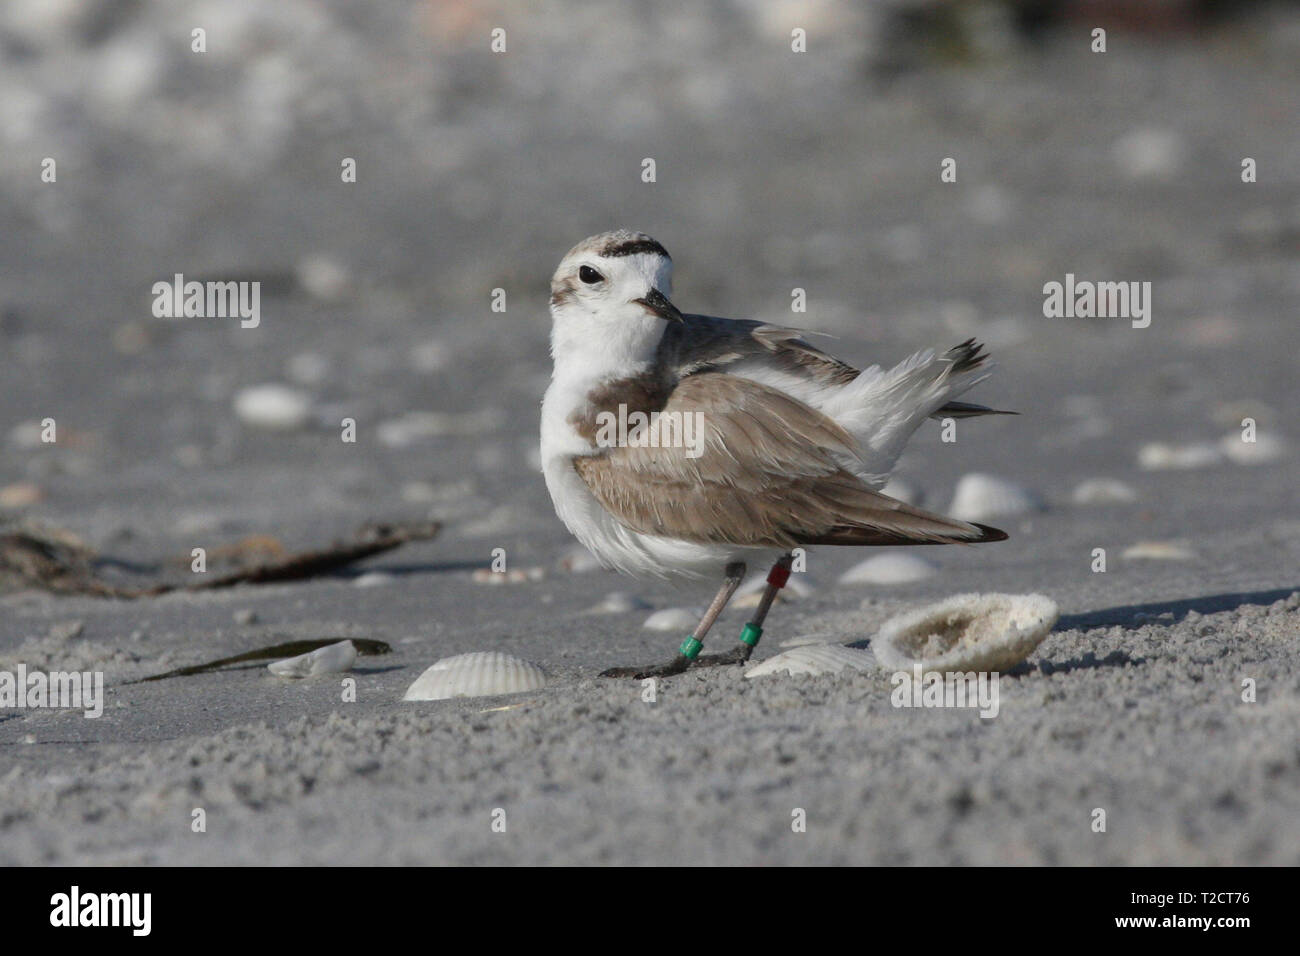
(642, 607, 700, 631)
(948, 473, 1044, 522)
(402, 651, 546, 701)
(872, 593, 1058, 675)
(267, 640, 357, 678)
(837, 553, 936, 585)
(744, 643, 875, 679)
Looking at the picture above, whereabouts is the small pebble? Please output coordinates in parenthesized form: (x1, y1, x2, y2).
(234, 384, 312, 431)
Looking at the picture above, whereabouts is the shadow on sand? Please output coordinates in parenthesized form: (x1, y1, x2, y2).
(1057, 586, 1297, 632)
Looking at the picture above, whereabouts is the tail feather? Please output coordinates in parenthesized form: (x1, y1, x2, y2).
(931, 400, 1018, 419)
(945, 337, 989, 374)
(823, 338, 1001, 473)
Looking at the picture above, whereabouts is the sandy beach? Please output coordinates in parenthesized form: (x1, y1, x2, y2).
(1, 0, 1298, 865)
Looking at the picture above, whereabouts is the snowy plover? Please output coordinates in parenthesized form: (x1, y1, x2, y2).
(541, 230, 1012, 678)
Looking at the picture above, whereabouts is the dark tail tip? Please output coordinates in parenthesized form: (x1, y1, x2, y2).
(973, 523, 1009, 542)
(947, 338, 989, 374)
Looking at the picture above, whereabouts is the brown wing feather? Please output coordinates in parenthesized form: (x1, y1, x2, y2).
(572, 373, 1007, 548)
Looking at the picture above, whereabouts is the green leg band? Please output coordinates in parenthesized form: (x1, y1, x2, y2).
(739, 623, 763, 647)
(679, 636, 703, 659)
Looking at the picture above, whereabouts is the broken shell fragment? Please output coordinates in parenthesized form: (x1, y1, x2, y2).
(267, 640, 357, 678)
(872, 593, 1058, 675)
(403, 651, 546, 701)
(948, 473, 1044, 522)
(838, 553, 936, 585)
(745, 643, 875, 679)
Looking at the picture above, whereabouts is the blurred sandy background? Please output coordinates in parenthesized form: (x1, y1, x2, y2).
(1, 1, 1298, 864)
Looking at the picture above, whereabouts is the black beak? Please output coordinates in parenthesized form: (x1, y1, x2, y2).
(633, 288, 684, 324)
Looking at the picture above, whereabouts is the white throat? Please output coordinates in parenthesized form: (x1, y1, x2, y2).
(549, 304, 666, 385)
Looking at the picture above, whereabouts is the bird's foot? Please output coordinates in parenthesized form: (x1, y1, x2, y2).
(690, 644, 753, 667)
(600, 644, 752, 679)
(600, 654, 692, 680)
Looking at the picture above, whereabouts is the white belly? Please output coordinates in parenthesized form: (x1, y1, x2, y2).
(540, 379, 773, 579)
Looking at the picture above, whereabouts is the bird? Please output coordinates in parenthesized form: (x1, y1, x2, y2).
(539, 229, 1012, 679)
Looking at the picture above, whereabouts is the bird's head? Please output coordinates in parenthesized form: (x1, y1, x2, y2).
(548, 230, 681, 372)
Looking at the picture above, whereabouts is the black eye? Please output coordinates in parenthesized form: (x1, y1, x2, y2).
(579, 265, 604, 284)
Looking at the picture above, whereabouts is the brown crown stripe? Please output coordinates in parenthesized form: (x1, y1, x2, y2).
(599, 237, 670, 259)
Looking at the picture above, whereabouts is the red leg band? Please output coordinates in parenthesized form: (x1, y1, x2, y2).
(766, 563, 791, 589)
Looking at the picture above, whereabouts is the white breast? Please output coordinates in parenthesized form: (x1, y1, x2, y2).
(539, 376, 763, 579)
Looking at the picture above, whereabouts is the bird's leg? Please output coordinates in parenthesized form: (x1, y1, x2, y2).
(600, 562, 746, 679)
(694, 552, 794, 666)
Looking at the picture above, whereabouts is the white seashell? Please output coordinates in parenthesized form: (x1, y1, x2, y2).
(403, 651, 546, 701)
(1122, 541, 1196, 561)
(352, 571, 395, 588)
(1219, 432, 1285, 465)
(745, 643, 875, 679)
(1138, 442, 1223, 470)
(948, 473, 1044, 522)
(872, 593, 1059, 675)
(268, 640, 357, 678)
(732, 573, 813, 608)
(779, 633, 840, 648)
(588, 591, 652, 614)
(880, 475, 925, 507)
(234, 384, 312, 431)
(558, 544, 604, 573)
(837, 553, 936, 585)
(642, 607, 701, 631)
(1071, 478, 1137, 506)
